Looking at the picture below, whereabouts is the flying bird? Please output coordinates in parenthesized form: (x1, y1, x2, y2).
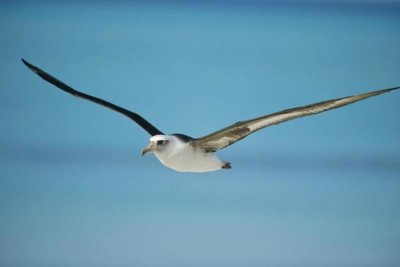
(21, 58, 399, 173)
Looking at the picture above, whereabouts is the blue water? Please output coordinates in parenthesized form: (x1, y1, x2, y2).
(1, 1, 400, 266)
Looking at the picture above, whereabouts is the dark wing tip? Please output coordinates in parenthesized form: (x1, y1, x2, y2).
(386, 86, 400, 92)
(21, 58, 39, 74)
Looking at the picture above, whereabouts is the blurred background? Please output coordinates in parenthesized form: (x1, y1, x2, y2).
(1, 0, 400, 266)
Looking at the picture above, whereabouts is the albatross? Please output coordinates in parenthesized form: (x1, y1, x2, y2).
(21, 59, 399, 173)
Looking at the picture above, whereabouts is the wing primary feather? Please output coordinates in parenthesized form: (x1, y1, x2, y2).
(191, 86, 400, 152)
(21, 58, 164, 136)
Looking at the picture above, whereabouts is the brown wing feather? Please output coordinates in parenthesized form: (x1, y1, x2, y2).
(191, 86, 399, 152)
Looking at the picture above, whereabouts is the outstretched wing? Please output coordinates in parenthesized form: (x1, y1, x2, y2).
(191, 86, 399, 152)
(22, 58, 164, 136)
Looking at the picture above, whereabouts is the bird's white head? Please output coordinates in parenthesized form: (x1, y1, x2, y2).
(142, 135, 173, 156)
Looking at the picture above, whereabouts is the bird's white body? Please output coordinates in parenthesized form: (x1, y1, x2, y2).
(148, 135, 225, 173)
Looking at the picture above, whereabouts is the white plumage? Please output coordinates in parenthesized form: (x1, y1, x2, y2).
(146, 135, 225, 173)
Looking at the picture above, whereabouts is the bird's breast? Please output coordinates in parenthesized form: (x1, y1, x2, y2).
(154, 145, 224, 173)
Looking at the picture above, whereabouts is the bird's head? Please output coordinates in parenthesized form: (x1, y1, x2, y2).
(142, 135, 171, 156)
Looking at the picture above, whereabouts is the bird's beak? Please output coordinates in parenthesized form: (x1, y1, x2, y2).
(142, 142, 156, 156)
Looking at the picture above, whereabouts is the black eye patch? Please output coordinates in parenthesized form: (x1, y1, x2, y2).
(157, 140, 167, 145)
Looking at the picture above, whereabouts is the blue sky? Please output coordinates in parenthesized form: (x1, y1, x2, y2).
(1, 1, 400, 266)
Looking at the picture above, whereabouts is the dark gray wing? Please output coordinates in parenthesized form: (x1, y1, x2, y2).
(191, 86, 399, 152)
(22, 58, 164, 136)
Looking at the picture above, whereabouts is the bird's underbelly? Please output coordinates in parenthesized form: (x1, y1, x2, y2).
(154, 149, 223, 173)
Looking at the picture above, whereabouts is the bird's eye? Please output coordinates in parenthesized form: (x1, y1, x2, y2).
(157, 140, 166, 145)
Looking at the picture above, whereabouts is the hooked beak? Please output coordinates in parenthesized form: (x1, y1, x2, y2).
(142, 142, 156, 156)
